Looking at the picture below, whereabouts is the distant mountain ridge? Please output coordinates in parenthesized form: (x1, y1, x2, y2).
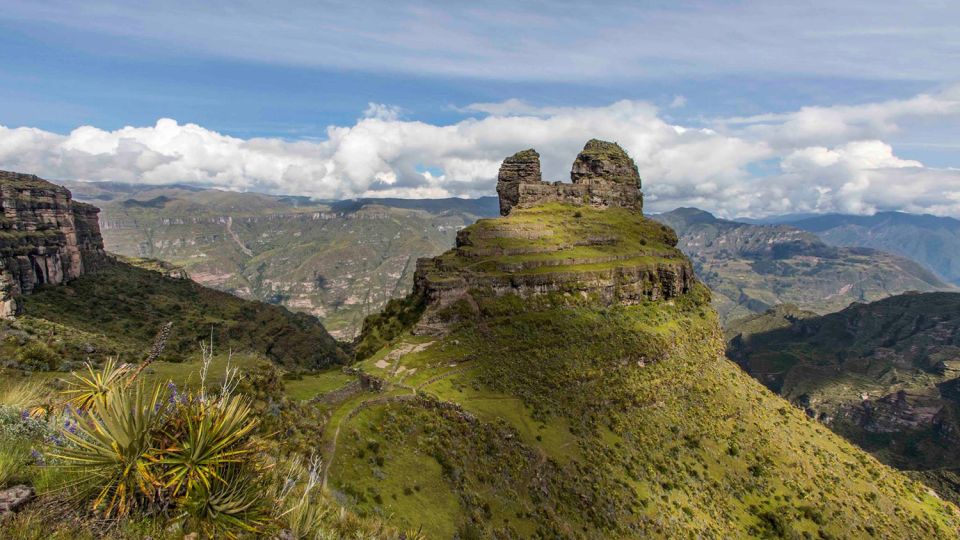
(744, 211, 960, 285)
(652, 208, 951, 322)
(66, 181, 499, 338)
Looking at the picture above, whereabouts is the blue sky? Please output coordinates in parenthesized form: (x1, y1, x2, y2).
(0, 1, 958, 216)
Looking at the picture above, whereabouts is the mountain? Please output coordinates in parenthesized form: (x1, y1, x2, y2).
(726, 292, 960, 503)
(64, 180, 499, 339)
(312, 142, 960, 537)
(776, 211, 960, 286)
(653, 208, 951, 323)
(0, 171, 345, 372)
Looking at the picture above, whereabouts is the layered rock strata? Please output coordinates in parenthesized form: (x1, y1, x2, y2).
(0, 171, 105, 317)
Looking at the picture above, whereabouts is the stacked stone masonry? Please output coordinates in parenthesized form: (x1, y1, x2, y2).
(496, 139, 643, 216)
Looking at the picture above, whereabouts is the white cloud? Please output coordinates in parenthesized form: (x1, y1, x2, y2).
(1, 86, 960, 218)
(669, 96, 687, 109)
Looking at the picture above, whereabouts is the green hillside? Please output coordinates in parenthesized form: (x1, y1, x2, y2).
(8, 256, 345, 370)
(314, 205, 959, 538)
(67, 181, 498, 339)
(654, 208, 951, 323)
(727, 292, 960, 502)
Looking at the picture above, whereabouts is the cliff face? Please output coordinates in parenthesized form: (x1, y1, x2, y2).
(495, 139, 643, 216)
(0, 171, 105, 317)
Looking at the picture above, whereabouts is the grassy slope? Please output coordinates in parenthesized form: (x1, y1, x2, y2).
(321, 206, 960, 538)
(727, 293, 960, 474)
(14, 257, 345, 369)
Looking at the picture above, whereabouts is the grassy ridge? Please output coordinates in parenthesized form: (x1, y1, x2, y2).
(17, 257, 345, 369)
(323, 206, 960, 537)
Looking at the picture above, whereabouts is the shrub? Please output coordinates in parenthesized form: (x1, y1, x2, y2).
(17, 342, 60, 371)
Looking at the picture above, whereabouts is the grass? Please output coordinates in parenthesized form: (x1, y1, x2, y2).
(329, 204, 960, 537)
(330, 406, 461, 538)
(20, 257, 345, 369)
(284, 367, 355, 401)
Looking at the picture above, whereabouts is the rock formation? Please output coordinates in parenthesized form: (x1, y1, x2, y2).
(0, 171, 105, 317)
(411, 140, 685, 334)
(496, 139, 643, 216)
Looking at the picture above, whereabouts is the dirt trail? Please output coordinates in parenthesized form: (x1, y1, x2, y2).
(321, 393, 416, 489)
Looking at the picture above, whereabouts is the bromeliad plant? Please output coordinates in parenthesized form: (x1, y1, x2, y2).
(52, 353, 270, 537)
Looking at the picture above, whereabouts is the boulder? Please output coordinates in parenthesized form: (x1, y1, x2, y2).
(0, 484, 34, 516)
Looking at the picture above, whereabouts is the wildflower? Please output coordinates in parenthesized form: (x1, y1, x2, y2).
(30, 448, 45, 465)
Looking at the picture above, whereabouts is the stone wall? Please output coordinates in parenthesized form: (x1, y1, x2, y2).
(0, 171, 105, 317)
(496, 139, 643, 215)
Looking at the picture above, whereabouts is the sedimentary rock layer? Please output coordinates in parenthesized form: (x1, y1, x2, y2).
(0, 171, 105, 317)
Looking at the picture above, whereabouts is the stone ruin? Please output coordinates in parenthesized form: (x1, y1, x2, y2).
(495, 139, 643, 216)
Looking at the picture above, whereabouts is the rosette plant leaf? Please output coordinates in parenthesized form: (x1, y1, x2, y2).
(55, 382, 164, 517)
(177, 463, 271, 538)
(63, 358, 132, 411)
(160, 392, 259, 498)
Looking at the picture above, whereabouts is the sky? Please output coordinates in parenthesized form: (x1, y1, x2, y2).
(0, 1, 958, 217)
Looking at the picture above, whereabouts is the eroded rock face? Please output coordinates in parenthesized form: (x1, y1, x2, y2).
(0, 171, 105, 317)
(570, 139, 642, 186)
(496, 139, 643, 215)
(496, 149, 541, 216)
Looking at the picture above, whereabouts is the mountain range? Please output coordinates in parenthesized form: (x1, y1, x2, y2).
(72, 180, 960, 339)
(66, 180, 498, 339)
(652, 208, 951, 323)
(747, 211, 960, 286)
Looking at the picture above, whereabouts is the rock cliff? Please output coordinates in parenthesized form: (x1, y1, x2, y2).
(496, 139, 643, 216)
(0, 171, 105, 317)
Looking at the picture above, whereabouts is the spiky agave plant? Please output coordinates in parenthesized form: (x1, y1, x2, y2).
(177, 462, 272, 538)
(54, 382, 164, 517)
(63, 358, 132, 411)
(160, 392, 259, 496)
(160, 389, 267, 536)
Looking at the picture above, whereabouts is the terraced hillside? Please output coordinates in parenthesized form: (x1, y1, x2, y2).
(727, 293, 960, 503)
(654, 208, 951, 323)
(304, 143, 960, 538)
(66, 181, 498, 339)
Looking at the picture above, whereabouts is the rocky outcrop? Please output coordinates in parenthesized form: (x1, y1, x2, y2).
(496, 139, 643, 215)
(0, 171, 105, 317)
(408, 141, 691, 334)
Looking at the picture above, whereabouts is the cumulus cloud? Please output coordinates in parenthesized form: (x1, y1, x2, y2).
(1, 86, 960, 217)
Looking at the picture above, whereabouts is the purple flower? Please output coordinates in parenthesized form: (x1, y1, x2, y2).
(30, 449, 45, 465)
(20, 410, 29, 421)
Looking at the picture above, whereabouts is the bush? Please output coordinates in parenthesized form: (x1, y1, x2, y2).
(17, 342, 60, 371)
